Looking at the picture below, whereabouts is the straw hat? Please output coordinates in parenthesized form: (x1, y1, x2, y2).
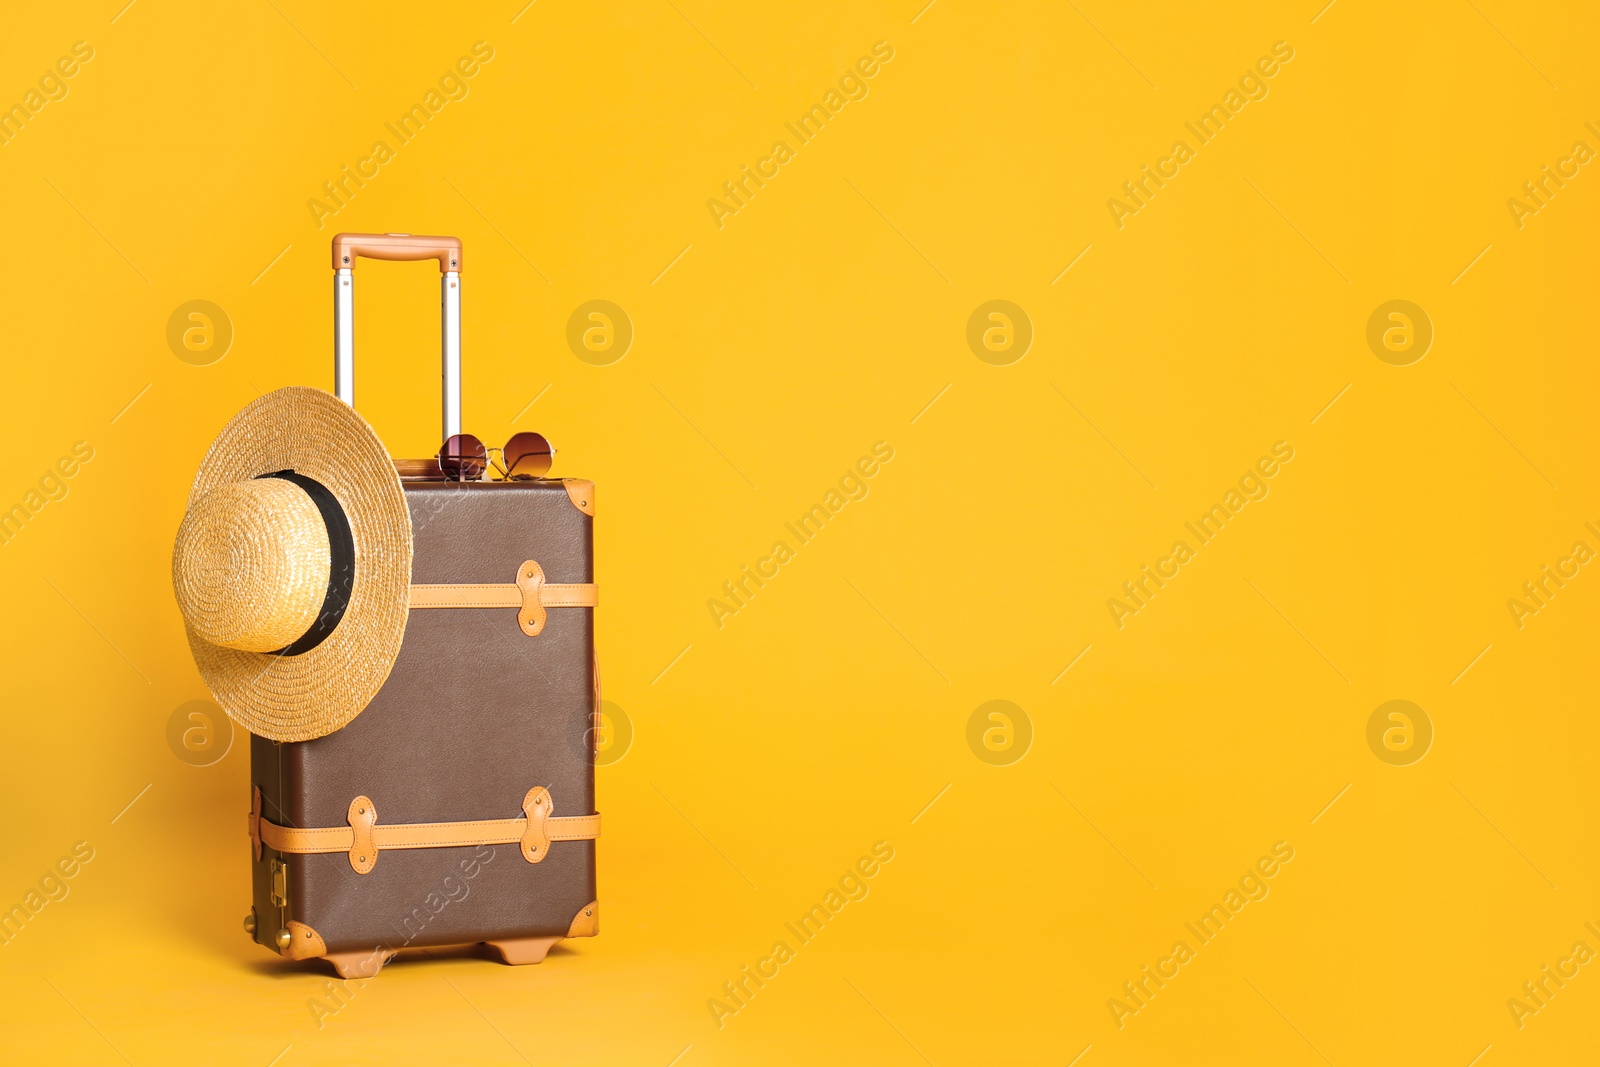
(172, 387, 412, 741)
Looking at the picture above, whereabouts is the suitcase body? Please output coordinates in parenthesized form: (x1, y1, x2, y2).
(245, 235, 599, 976)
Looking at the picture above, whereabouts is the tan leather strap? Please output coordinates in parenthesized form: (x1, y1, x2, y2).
(410, 560, 597, 636)
(248, 786, 599, 874)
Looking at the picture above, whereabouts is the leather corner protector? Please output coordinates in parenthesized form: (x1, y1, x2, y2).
(516, 561, 548, 636)
(285, 920, 327, 961)
(348, 796, 377, 874)
(521, 786, 551, 863)
(562, 479, 595, 517)
(249, 787, 263, 861)
(567, 901, 599, 938)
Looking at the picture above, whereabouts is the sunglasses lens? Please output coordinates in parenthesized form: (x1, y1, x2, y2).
(502, 432, 553, 479)
(438, 434, 487, 481)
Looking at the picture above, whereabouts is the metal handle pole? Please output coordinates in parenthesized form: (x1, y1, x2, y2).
(441, 272, 461, 440)
(334, 268, 354, 406)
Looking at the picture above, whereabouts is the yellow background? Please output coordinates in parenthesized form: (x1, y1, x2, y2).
(0, 1, 1595, 1063)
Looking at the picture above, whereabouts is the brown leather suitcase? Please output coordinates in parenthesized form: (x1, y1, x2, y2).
(242, 233, 600, 977)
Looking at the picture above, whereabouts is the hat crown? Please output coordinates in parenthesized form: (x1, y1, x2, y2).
(173, 478, 331, 653)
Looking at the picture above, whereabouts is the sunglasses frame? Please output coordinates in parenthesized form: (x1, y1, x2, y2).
(437, 432, 554, 483)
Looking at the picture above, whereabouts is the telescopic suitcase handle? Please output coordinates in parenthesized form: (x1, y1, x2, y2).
(331, 232, 464, 440)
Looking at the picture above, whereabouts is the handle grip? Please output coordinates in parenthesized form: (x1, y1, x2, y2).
(332, 232, 462, 273)
(331, 233, 463, 440)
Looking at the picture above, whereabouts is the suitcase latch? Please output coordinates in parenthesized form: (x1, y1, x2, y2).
(269, 859, 288, 908)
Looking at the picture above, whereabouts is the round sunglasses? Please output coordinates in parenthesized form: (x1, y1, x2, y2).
(437, 431, 554, 482)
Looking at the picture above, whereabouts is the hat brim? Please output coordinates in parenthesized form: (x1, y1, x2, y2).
(181, 387, 412, 742)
